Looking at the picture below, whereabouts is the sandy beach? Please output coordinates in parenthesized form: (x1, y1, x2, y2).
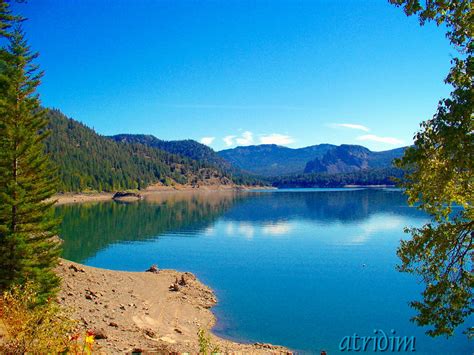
(57, 260, 290, 353)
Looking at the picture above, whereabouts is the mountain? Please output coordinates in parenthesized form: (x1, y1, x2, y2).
(110, 134, 231, 171)
(218, 144, 336, 176)
(108, 134, 263, 186)
(44, 109, 233, 192)
(218, 144, 405, 176)
(304, 145, 406, 174)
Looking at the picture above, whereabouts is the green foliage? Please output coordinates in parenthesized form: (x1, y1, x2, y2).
(0, 0, 16, 39)
(197, 328, 220, 354)
(0, 20, 61, 301)
(390, 0, 473, 337)
(218, 143, 336, 176)
(111, 133, 264, 187)
(219, 144, 405, 177)
(111, 134, 232, 171)
(0, 282, 75, 353)
(45, 109, 237, 192)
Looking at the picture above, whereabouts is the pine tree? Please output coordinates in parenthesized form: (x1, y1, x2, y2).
(0, 21, 61, 301)
(0, 0, 15, 39)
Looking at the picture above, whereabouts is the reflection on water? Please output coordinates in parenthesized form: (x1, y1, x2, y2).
(57, 189, 471, 354)
(58, 191, 242, 261)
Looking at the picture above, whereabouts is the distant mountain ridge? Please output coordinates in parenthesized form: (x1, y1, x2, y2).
(218, 144, 406, 176)
(218, 144, 336, 176)
(304, 145, 406, 174)
(44, 109, 407, 191)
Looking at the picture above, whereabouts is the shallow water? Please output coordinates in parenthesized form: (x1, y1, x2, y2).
(57, 189, 472, 354)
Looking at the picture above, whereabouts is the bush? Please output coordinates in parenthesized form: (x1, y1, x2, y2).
(0, 282, 75, 353)
(197, 328, 220, 354)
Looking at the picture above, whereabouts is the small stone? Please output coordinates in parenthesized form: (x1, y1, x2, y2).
(145, 264, 159, 273)
(169, 283, 179, 292)
(109, 322, 119, 328)
(178, 275, 187, 286)
(93, 328, 108, 340)
(143, 328, 156, 338)
(69, 264, 85, 273)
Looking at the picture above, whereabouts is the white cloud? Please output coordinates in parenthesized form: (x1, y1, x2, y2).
(200, 137, 215, 145)
(356, 134, 404, 145)
(259, 133, 294, 145)
(223, 135, 236, 147)
(235, 131, 254, 146)
(331, 123, 370, 132)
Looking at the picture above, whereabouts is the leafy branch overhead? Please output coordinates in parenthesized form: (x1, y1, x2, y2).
(390, 0, 473, 338)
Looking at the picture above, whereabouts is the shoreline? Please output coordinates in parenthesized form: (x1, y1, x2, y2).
(52, 185, 274, 205)
(57, 260, 290, 353)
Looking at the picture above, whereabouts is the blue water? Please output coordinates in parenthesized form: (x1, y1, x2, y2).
(57, 189, 473, 354)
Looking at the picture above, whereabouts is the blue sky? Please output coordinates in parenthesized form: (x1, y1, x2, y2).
(13, 0, 453, 151)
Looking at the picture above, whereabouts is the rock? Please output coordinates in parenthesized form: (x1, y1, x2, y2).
(93, 328, 108, 340)
(169, 283, 179, 292)
(143, 328, 156, 338)
(69, 264, 85, 273)
(178, 274, 187, 286)
(174, 328, 182, 334)
(145, 264, 159, 273)
(85, 294, 93, 300)
(109, 322, 119, 328)
(131, 348, 144, 354)
(112, 191, 143, 202)
(254, 343, 275, 349)
(159, 336, 176, 344)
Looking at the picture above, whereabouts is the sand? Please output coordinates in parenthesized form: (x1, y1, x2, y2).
(57, 260, 290, 354)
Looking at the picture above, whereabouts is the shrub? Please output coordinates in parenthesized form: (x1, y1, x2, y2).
(0, 282, 74, 353)
(197, 327, 220, 354)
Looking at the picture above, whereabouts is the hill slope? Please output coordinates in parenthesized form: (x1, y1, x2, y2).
(44, 109, 232, 192)
(110, 134, 231, 171)
(218, 144, 335, 176)
(304, 145, 406, 174)
(218, 144, 405, 176)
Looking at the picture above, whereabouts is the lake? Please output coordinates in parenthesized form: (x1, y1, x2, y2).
(57, 188, 472, 354)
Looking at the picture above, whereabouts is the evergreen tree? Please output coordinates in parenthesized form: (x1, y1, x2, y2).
(0, 20, 61, 301)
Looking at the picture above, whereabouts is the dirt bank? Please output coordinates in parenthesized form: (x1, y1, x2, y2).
(57, 260, 290, 353)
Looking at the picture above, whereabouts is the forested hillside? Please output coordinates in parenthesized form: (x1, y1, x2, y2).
(219, 143, 406, 179)
(218, 144, 335, 176)
(43, 110, 406, 192)
(44, 109, 233, 192)
(271, 167, 403, 188)
(110, 134, 231, 171)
